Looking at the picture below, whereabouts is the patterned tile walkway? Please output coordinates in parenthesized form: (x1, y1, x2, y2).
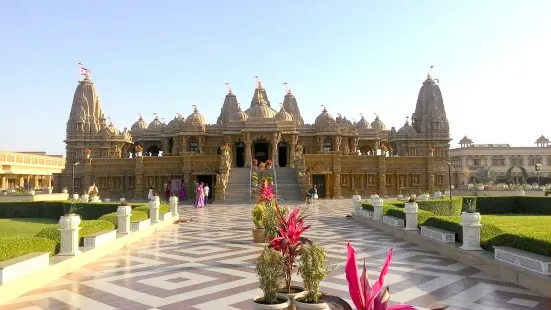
(3, 200, 549, 310)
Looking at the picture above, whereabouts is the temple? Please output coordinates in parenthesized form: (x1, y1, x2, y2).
(57, 71, 453, 201)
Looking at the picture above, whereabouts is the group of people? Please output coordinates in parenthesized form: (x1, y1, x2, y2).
(194, 182, 209, 208)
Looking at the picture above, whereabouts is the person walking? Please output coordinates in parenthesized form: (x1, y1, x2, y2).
(147, 186, 154, 201)
(203, 183, 210, 205)
(195, 183, 205, 208)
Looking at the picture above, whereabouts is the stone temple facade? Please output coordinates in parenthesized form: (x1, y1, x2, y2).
(57, 72, 452, 201)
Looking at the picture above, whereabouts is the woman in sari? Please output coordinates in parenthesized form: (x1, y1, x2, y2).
(195, 183, 205, 208)
(178, 183, 186, 200)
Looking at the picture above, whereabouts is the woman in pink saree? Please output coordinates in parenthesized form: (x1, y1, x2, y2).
(195, 183, 205, 208)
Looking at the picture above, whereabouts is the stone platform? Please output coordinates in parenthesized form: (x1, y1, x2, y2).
(2, 200, 548, 310)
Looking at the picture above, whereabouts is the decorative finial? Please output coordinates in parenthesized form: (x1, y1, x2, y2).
(427, 65, 434, 79)
(279, 103, 285, 111)
(237, 102, 241, 110)
(162, 118, 166, 124)
(359, 113, 364, 118)
(283, 82, 289, 95)
(153, 113, 159, 119)
(225, 82, 232, 94)
(337, 113, 342, 118)
(321, 105, 326, 112)
(374, 113, 379, 120)
(192, 105, 198, 112)
(138, 113, 142, 120)
(255, 76, 262, 88)
(107, 117, 112, 125)
(405, 116, 410, 124)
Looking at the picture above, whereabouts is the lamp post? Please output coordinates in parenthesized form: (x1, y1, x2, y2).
(442, 160, 453, 200)
(71, 162, 80, 207)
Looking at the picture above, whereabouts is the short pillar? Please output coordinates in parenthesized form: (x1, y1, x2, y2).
(460, 212, 483, 250)
(58, 214, 82, 256)
(404, 201, 419, 231)
(372, 197, 384, 220)
(169, 195, 179, 217)
(352, 194, 362, 213)
(117, 205, 132, 235)
(150, 196, 160, 224)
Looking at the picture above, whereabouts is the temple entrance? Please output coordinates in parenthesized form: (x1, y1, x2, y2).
(196, 175, 214, 200)
(278, 142, 288, 167)
(236, 142, 245, 168)
(147, 145, 161, 156)
(312, 175, 326, 198)
(254, 142, 269, 163)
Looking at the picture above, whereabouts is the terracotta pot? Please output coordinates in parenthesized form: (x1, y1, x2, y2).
(252, 227, 266, 243)
(293, 298, 329, 310)
(252, 296, 291, 310)
(277, 286, 306, 310)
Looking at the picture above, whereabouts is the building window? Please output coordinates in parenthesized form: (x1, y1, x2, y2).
(529, 158, 542, 165)
(74, 177, 82, 189)
(189, 137, 199, 152)
(491, 159, 505, 166)
(436, 175, 444, 185)
(510, 158, 523, 166)
(323, 137, 332, 152)
(99, 177, 108, 189)
(129, 176, 135, 188)
(473, 159, 481, 166)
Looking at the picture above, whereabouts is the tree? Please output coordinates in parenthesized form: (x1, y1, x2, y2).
(474, 167, 496, 183)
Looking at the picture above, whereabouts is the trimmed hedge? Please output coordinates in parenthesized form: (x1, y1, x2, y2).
(133, 202, 170, 215)
(98, 211, 149, 228)
(462, 196, 551, 215)
(0, 236, 58, 262)
(0, 201, 148, 220)
(361, 197, 462, 216)
(35, 220, 115, 246)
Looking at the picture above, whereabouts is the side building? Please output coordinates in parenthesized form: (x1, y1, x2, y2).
(57, 71, 453, 201)
(450, 135, 551, 184)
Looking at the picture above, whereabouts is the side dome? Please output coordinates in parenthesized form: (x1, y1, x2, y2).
(247, 100, 276, 118)
(397, 120, 416, 136)
(275, 105, 293, 122)
(232, 104, 248, 122)
(166, 113, 185, 132)
(371, 115, 387, 131)
(107, 122, 120, 135)
(355, 115, 371, 134)
(185, 105, 206, 131)
(148, 114, 165, 130)
(315, 106, 338, 131)
(131, 114, 148, 131)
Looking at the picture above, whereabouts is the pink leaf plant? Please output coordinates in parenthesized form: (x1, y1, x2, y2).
(322, 243, 447, 310)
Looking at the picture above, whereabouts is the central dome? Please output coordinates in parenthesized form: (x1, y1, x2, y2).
(247, 102, 277, 118)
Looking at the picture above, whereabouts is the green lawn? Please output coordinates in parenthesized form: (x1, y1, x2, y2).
(482, 215, 551, 234)
(0, 218, 58, 237)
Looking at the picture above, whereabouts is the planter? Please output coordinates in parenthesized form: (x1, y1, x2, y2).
(444, 190, 450, 197)
(46, 188, 53, 194)
(252, 296, 291, 310)
(293, 298, 329, 310)
(28, 190, 35, 196)
(90, 195, 100, 202)
(460, 212, 481, 226)
(252, 227, 267, 243)
(104, 198, 110, 203)
(370, 194, 379, 200)
(477, 185, 484, 191)
(434, 191, 442, 199)
(59, 213, 81, 229)
(72, 193, 79, 200)
(519, 190, 526, 196)
(352, 194, 361, 212)
(136, 151, 143, 157)
(397, 194, 403, 199)
(410, 194, 417, 199)
(81, 194, 89, 203)
(62, 189, 68, 194)
(277, 286, 306, 310)
(120, 198, 126, 203)
(85, 154, 91, 159)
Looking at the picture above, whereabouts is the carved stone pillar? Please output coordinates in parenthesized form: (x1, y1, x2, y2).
(377, 156, 388, 197)
(317, 136, 324, 153)
(290, 135, 298, 166)
(198, 136, 206, 155)
(334, 136, 342, 153)
(134, 156, 144, 199)
(343, 138, 350, 155)
(243, 132, 252, 167)
(162, 139, 169, 154)
(271, 132, 281, 167)
(180, 136, 188, 155)
(352, 138, 359, 154)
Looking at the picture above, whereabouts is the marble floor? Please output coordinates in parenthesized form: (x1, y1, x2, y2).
(2, 200, 549, 310)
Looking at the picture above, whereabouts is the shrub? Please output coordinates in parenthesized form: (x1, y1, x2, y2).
(98, 211, 149, 228)
(464, 196, 551, 215)
(0, 201, 147, 219)
(362, 198, 462, 216)
(35, 220, 115, 246)
(0, 236, 58, 262)
(131, 203, 169, 216)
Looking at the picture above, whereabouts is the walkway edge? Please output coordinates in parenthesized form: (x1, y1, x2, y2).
(351, 213, 551, 297)
(0, 215, 178, 305)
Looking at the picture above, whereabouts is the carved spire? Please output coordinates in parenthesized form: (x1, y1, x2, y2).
(250, 76, 271, 107)
(67, 70, 105, 134)
(412, 67, 449, 135)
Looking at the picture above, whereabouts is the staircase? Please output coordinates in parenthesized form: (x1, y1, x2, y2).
(274, 167, 302, 203)
(224, 168, 252, 203)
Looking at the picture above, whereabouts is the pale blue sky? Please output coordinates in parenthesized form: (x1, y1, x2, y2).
(1, 1, 550, 154)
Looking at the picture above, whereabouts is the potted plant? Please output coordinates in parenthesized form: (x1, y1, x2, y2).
(62, 187, 68, 194)
(352, 191, 362, 213)
(429, 146, 435, 156)
(294, 244, 331, 310)
(104, 198, 111, 203)
(60, 203, 83, 233)
(266, 159, 273, 169)
(322, 243, 446, 310)
(135, 144, 143, 157)
(397, 190, 403, 200)
(84, 148, 91, 159)
(90, 193, 100, 202)
(434, 188, 442, 199)
(267, 176, 274, 186)
(253, 159, 259, 170)
(253, 247, 291, 309)
(221, 143, 231, 154)
(28, 189, 36, 196)
(80, 190, 89, 203)
(252, 202, 267, 243)
(253, 173, 259, 186)
(297, 172, 303, 179)
(270, 206, 311, 306)
(461, 198, 481, 225)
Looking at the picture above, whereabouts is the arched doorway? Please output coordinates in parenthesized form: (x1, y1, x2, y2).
(147, 144, 161, 156)
(278, 142, 288, 167)
(235, 141, 245, 167)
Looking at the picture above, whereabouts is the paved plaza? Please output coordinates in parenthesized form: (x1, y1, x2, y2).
(3, 200, 549, 310)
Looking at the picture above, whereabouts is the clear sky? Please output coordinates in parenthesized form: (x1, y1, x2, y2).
(1, 1, 550, 155)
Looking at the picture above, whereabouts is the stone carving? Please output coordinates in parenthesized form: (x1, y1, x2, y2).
(400, 176, 405, 188)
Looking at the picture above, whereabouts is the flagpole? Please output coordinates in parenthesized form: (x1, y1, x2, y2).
(78, 62, 82, 82)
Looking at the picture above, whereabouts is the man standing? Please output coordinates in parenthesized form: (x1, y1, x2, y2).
(203, 183, 210, 206)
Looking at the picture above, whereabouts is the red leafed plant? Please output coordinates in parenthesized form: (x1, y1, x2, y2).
(265, 159, 273, 167)
(323, 243, 447, 310)
(269, 206, 312, 294)
(259, 179, 275, 203)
